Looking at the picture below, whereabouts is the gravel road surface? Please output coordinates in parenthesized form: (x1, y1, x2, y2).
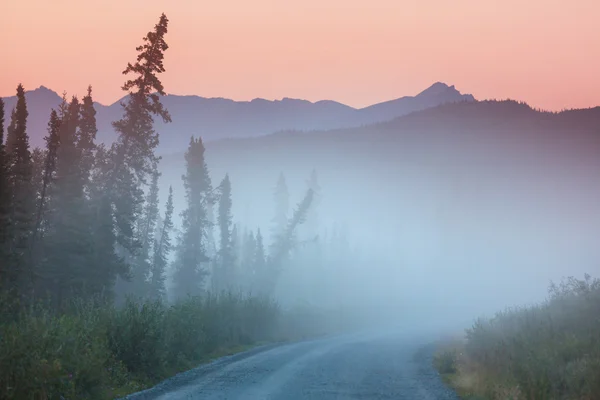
(123, 329, 460, 400)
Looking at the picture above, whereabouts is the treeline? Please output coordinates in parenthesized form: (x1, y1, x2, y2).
(0, 13, 317, 313)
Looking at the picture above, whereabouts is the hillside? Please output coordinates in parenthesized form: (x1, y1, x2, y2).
(1, 82, 474, 153)
(158, 99, 600, 315)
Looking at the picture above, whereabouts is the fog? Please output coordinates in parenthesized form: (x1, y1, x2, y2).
(154, 105, 600, 333)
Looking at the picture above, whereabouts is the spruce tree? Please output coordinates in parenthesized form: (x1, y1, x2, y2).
(263, 189, 314, 296)
(0, 98, 9, 288)
(172, 136, 212, 298)
(5, 84, 34, 296)
(252, 228, 266, 293)
(214, 174, 234, 291)
(33, 110, 61, 242)
(5, 108, 16, 156)
(271, 173, 289, 247)
(130, 168, 161, 297)
(240, 229, 256, 292)
(77, 85, 97, 194)
(84, 14, 171, 301)
(108, 13, 171, 260)
(230, 223, 241, 285)
(44, 96, 94, 306)
(149, 185, 174, 301)
(304, 169, 321, 239)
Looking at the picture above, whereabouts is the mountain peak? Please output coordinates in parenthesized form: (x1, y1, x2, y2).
(417, 82, 455, 97)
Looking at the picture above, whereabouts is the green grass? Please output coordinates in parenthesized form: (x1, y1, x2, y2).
(433, 274, 600, 400)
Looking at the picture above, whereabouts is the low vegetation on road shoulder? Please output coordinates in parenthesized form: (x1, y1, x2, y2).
(433, 274, 600, 400)
(0, 293, 282, 399)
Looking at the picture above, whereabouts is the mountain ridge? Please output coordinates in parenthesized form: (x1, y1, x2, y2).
(1, 82, 474, 153)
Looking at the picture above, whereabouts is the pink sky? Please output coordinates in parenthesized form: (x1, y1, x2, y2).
(2, 0, 599, 110)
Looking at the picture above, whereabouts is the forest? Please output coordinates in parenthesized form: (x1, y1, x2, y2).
(0, 14, 347, 398)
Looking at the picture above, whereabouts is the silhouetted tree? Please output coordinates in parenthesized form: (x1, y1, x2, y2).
(261, 188, 314, 296)
(172, 137, 212, 298)
(33, 110, 61, 243)
(252, 228, 266, 293)
(0, 98, 10, 288)
(5, 84, 34, 298)
(43, 96, 96, 306)
(130, 168, 161, 297)
(214, 174, 234, 291)
(303, 169, 321, 239)
(270, 172, 289, 249)
(149, 185, 174, 301)
(91, 14, 171, 301)
(77, 85, 97, 194)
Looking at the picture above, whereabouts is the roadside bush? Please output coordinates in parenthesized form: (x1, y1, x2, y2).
(433, 348, 458, 374)
(438, 274, 600, 400)
(0, 302, 128, 399)
(107, 299, 168, 382)
(0, 292, 283, 399)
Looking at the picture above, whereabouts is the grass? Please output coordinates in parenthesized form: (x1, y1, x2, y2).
(0, 292, 283, 399)
(433, 274, 600, 400)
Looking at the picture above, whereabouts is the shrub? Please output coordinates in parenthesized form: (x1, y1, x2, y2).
(442, 274, 600, 400)
(433, 348, 458, 374)
(0, 291, 284, 399)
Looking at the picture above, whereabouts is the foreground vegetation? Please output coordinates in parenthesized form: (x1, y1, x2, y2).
(433, 274, 600, 400)
(0, 293, 282, 399)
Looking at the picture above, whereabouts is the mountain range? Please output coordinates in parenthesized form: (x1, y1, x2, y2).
(1, 82, 474, 153)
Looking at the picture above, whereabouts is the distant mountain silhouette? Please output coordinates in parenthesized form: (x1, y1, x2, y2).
(1, 82, 474, 153)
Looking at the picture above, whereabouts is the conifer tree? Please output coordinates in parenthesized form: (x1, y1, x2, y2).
(0, 98, 9, 287)
(5, 84, 34, 296)
(84, 14, 171, 301)
(5, 108, 16, 156)
(271, 173, 289, 246)
(172, 136, 212, 298)
(33, 110, 61, 242)
(240, 229, 256, 291)
(77, 85, 97, 194)
(230, 223, 241, 284)
(149, 185, 174, 301)
(130, 168, 161, 297)
(252, 228, 266, 293)
(44, 96, 94, 306)
(304, 169, 321, 239)
(214, 174, 234, 291)
(263, 188, 314, 296)
(107, 13, 171, 261)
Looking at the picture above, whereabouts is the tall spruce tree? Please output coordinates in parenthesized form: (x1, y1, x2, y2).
(5, 84, 34, 297)
(172, 137, 212, 298)
(0, 98, 9, 287)
(91, 14, 170, 300)
(44, 96, 94, 306)
(214, 174, 234, 291)
(77, 85, 97, 195)
(108, 13, 171, 256)
(130, 168, 161, 297)
(33, 110, 61, 242)
(149, 185, 174, 301)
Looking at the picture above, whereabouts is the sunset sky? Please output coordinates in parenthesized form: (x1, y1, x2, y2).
(2, 0, 599, 110)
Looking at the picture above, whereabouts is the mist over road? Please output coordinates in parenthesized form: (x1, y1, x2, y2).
(124, 329, 459, 400)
